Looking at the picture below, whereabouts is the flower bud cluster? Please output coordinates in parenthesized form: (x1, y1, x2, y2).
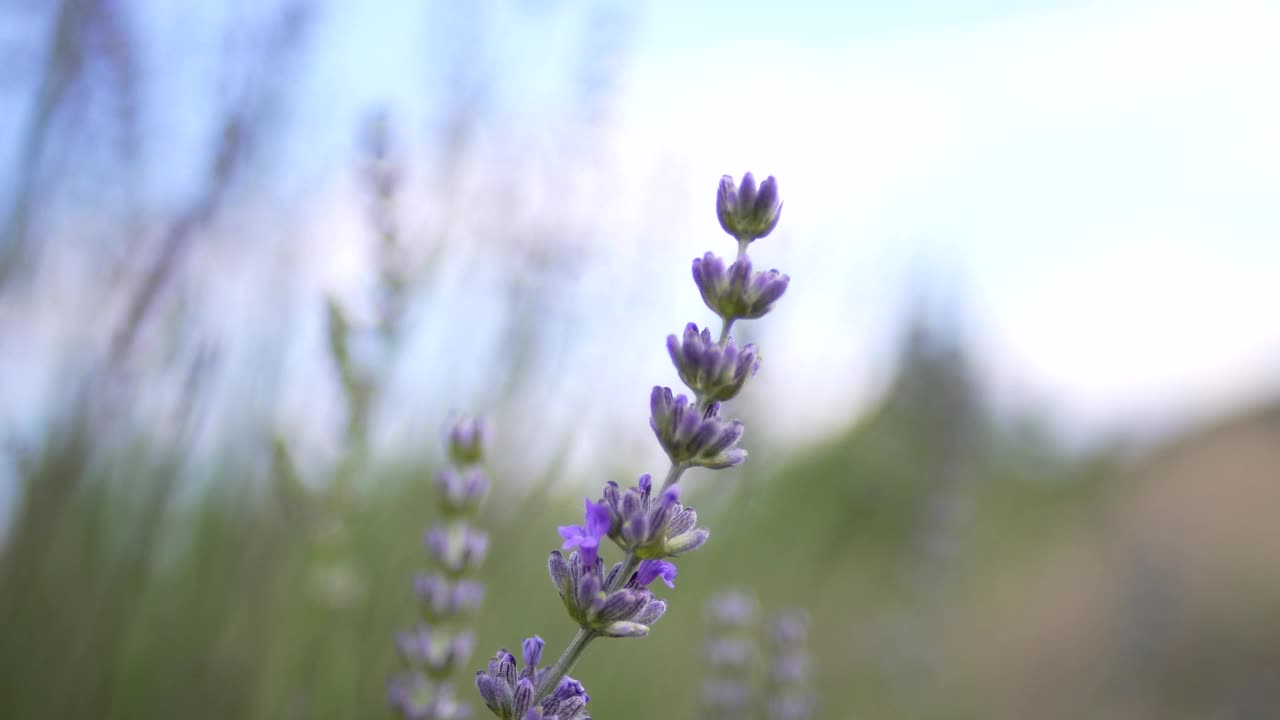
(766, 611, 816, 720)
(668, 323, 760, 404)
(391, 417, 492, 720)
(692, 252, 790, 323)
(475, 639, 591, 720)
(599, 473, 710, 559)
(650, 388, 747, 469)
(716, 172, 782, 245)
(548, 549, 671, 637)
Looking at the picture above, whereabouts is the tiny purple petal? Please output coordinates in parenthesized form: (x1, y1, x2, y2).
(634, 559, 678, 588)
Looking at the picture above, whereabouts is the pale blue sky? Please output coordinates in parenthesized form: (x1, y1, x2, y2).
(4, 0, 1279, 462)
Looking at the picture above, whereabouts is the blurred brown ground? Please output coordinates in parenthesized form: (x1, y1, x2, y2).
(961, 401, 1280, 719)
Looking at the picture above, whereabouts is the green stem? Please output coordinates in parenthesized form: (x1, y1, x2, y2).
(533, 627, 598, 699)
(718, 319, 735, 346)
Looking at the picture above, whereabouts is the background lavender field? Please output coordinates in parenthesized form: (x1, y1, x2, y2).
(2, 1, 1278, 718)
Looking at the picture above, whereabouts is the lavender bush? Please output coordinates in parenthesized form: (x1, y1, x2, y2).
(474, 173, 789, 719)
(389, 417, 492, 719)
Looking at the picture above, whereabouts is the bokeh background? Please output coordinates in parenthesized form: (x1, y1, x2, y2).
(2, 0, 1278, 718)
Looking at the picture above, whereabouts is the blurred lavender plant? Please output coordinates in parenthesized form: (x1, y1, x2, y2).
(765, 611, 816, 720)
(701, 592, 760, 720)
(390, 417, 492, 719)
(473, 173, 789, 718)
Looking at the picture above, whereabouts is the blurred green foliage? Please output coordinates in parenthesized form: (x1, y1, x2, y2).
(0, 319, 1117, 720)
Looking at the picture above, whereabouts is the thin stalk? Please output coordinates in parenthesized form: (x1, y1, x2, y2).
(533, 627, 598, 699)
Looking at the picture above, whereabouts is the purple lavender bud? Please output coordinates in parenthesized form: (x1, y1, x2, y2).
(537, 676, 590, 720)
(737, 172, 758, 213)
(447, 416, 490, 466)
(715, 175, 738, 237)
(436, 468, 489, 516)
(666, 527, 711, 555)
(650, 387, 748, 469)
(594, 588, 648, 623)
(707, 637, 756, 669)
(414, 574, 486, 623)
(668, 323, 761, 403)
(512, 678, 535, 719)
(706, 591, 757, 627)
(397, 627, 433, 665)
(554, 677, 589, 703)
(693, 252, 790, 322)
(715, 172, 782, 243)
(426, 525, 490, 576)
(521, 636, 544, 670)
(601, 621, 649, 638)
(634, 598, 668, 625)
(547, 551, 571, 594)
(476, 647, 528, 718)
(391, 674, 463, 720)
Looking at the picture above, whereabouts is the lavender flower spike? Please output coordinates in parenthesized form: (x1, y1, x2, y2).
(391, 416, 493, 720)
(476, 173, 791, 714)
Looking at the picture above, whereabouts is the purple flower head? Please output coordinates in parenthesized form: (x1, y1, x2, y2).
(426, 525, 490, 576)
(633, 559, 678, 589)
(557, 498, 611, 568)
(668, 323, 760, 404)
(389, 674, 461, 720)
(436, 467, 489, 516)
(706, 590, 757, 627)
(476, 643, 587, 720)
(536, 676, 590, 720)
(447, 415, 490, 466)
(597, 477, 710, 559)
(650, 387, 747, 470)
(693, 252, 790, 322)
(397, 626, 475, 677)
(716, 172, 782, 243)
(547, 549, 669, 637)
(415, 574, 485, 622)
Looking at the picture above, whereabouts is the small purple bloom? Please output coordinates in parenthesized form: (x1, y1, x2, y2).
(557, 498, 612, 567)
(634, 559, 678, 589)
